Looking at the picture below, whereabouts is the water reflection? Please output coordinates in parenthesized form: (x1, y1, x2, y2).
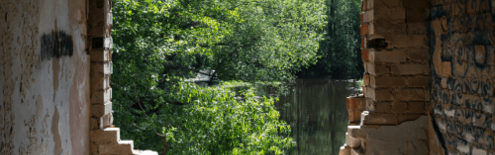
(274, 79, 358, 155)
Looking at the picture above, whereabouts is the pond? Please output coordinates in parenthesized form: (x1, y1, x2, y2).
(263, 79, 360, 155)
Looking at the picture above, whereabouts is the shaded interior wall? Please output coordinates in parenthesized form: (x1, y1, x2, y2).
(0, 0, 90, 154)
(429, 0, 495, 154)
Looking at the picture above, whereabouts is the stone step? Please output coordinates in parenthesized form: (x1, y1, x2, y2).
(91, 128, 158, 155)
(345, 132, 362, 149)
(347, 125, 365, 139)
(91, 128, 121, 144)
(339, 144, 351, 155)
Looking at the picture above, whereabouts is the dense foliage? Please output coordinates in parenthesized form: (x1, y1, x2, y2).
(297, 0, 363, 79)
(134, 83, 295, 154)
(113, 0, 327, 86)
(111, 0, 327, 153)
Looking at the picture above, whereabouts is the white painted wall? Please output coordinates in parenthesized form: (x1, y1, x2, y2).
(0, 0, 90, 154)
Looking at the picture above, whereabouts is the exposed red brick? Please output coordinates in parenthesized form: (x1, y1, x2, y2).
(367, 0, 374, 10)
(366, 62, 390, 75)
(362, 0, 367, 11)
(375, 0, 403, 8)
(370, 20, 407, 38)
(363, 74, 370, 86)
(90, 49, 111, 62)
(346, 96, 366, 111)
(90, 118, 101, 130)
(371, 76, 407, 88)
(425, 90, 431, 101)
(407, 49, 429, 62)
(407, 76, 430, 87)
(391, 64, 425, 75)
(363, 10, 374, 23)
(390, 35, 429, 49)
(339, 145, 351, 155)
(362, 113, 397, 125)
(349, 110, 363, 123)
(397, 114, 423, 124)
(368, 22, 375, 35)
(395, 89, 426, 101)
(374, 7, 406, 21)
(407, 22, 428, 35)
(361, 38, 366, 49)
(362, 49, 369, 61)
(408, 102, 426, 113)
(361, 23, 369, 36)
(375, 101, 392, 113)
(362, 85, 366, 96)
(371, 51, 407, 63)
(392, 102, 408, 113)
(373, 89, 393, 101)
(406, 8, 430, 22)
(88, 24, 105, 37)
(403, 0, 430, 8)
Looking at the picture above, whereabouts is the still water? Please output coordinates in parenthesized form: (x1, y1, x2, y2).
(270, 79, 359, 155)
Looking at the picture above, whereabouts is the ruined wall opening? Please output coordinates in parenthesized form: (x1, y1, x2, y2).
(341, 0, 495, 154)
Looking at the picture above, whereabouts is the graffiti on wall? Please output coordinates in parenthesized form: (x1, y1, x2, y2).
(40, 31, 73, 61)
(429, 0, 495, 154)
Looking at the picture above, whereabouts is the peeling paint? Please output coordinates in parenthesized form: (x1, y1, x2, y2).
(2, 0, 89, 155)
(52, 57, 60, 102)
(51, 107, 62, 155)
(19, 96, 48, 155)
(0, 0, 18, 154)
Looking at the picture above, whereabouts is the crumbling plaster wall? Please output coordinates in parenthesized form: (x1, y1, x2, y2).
(0, 0, 90, 154)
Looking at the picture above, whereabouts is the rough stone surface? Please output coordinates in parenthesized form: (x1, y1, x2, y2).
(345, 116, 429, 155)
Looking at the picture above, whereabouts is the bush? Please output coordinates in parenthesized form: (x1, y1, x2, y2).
(114, 82, 295, 154)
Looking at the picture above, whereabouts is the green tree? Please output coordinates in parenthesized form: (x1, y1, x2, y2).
(112, 0, 326, 86)
(159, 83, 295, 154)
(111, 0, 326, 153)
(297, 0, 363, 79)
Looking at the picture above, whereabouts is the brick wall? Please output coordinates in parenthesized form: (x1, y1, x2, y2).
(429, 0, 495, 154)
(340, 0, 432, 154)
(87, 0, 156, 154)
(342, 0, 495, 155)
(361, 0, 431, 125)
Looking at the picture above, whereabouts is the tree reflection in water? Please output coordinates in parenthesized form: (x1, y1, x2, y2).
(272, 79, 358, 155)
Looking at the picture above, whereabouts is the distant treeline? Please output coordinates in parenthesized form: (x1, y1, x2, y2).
(297, 0, 364, 79)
